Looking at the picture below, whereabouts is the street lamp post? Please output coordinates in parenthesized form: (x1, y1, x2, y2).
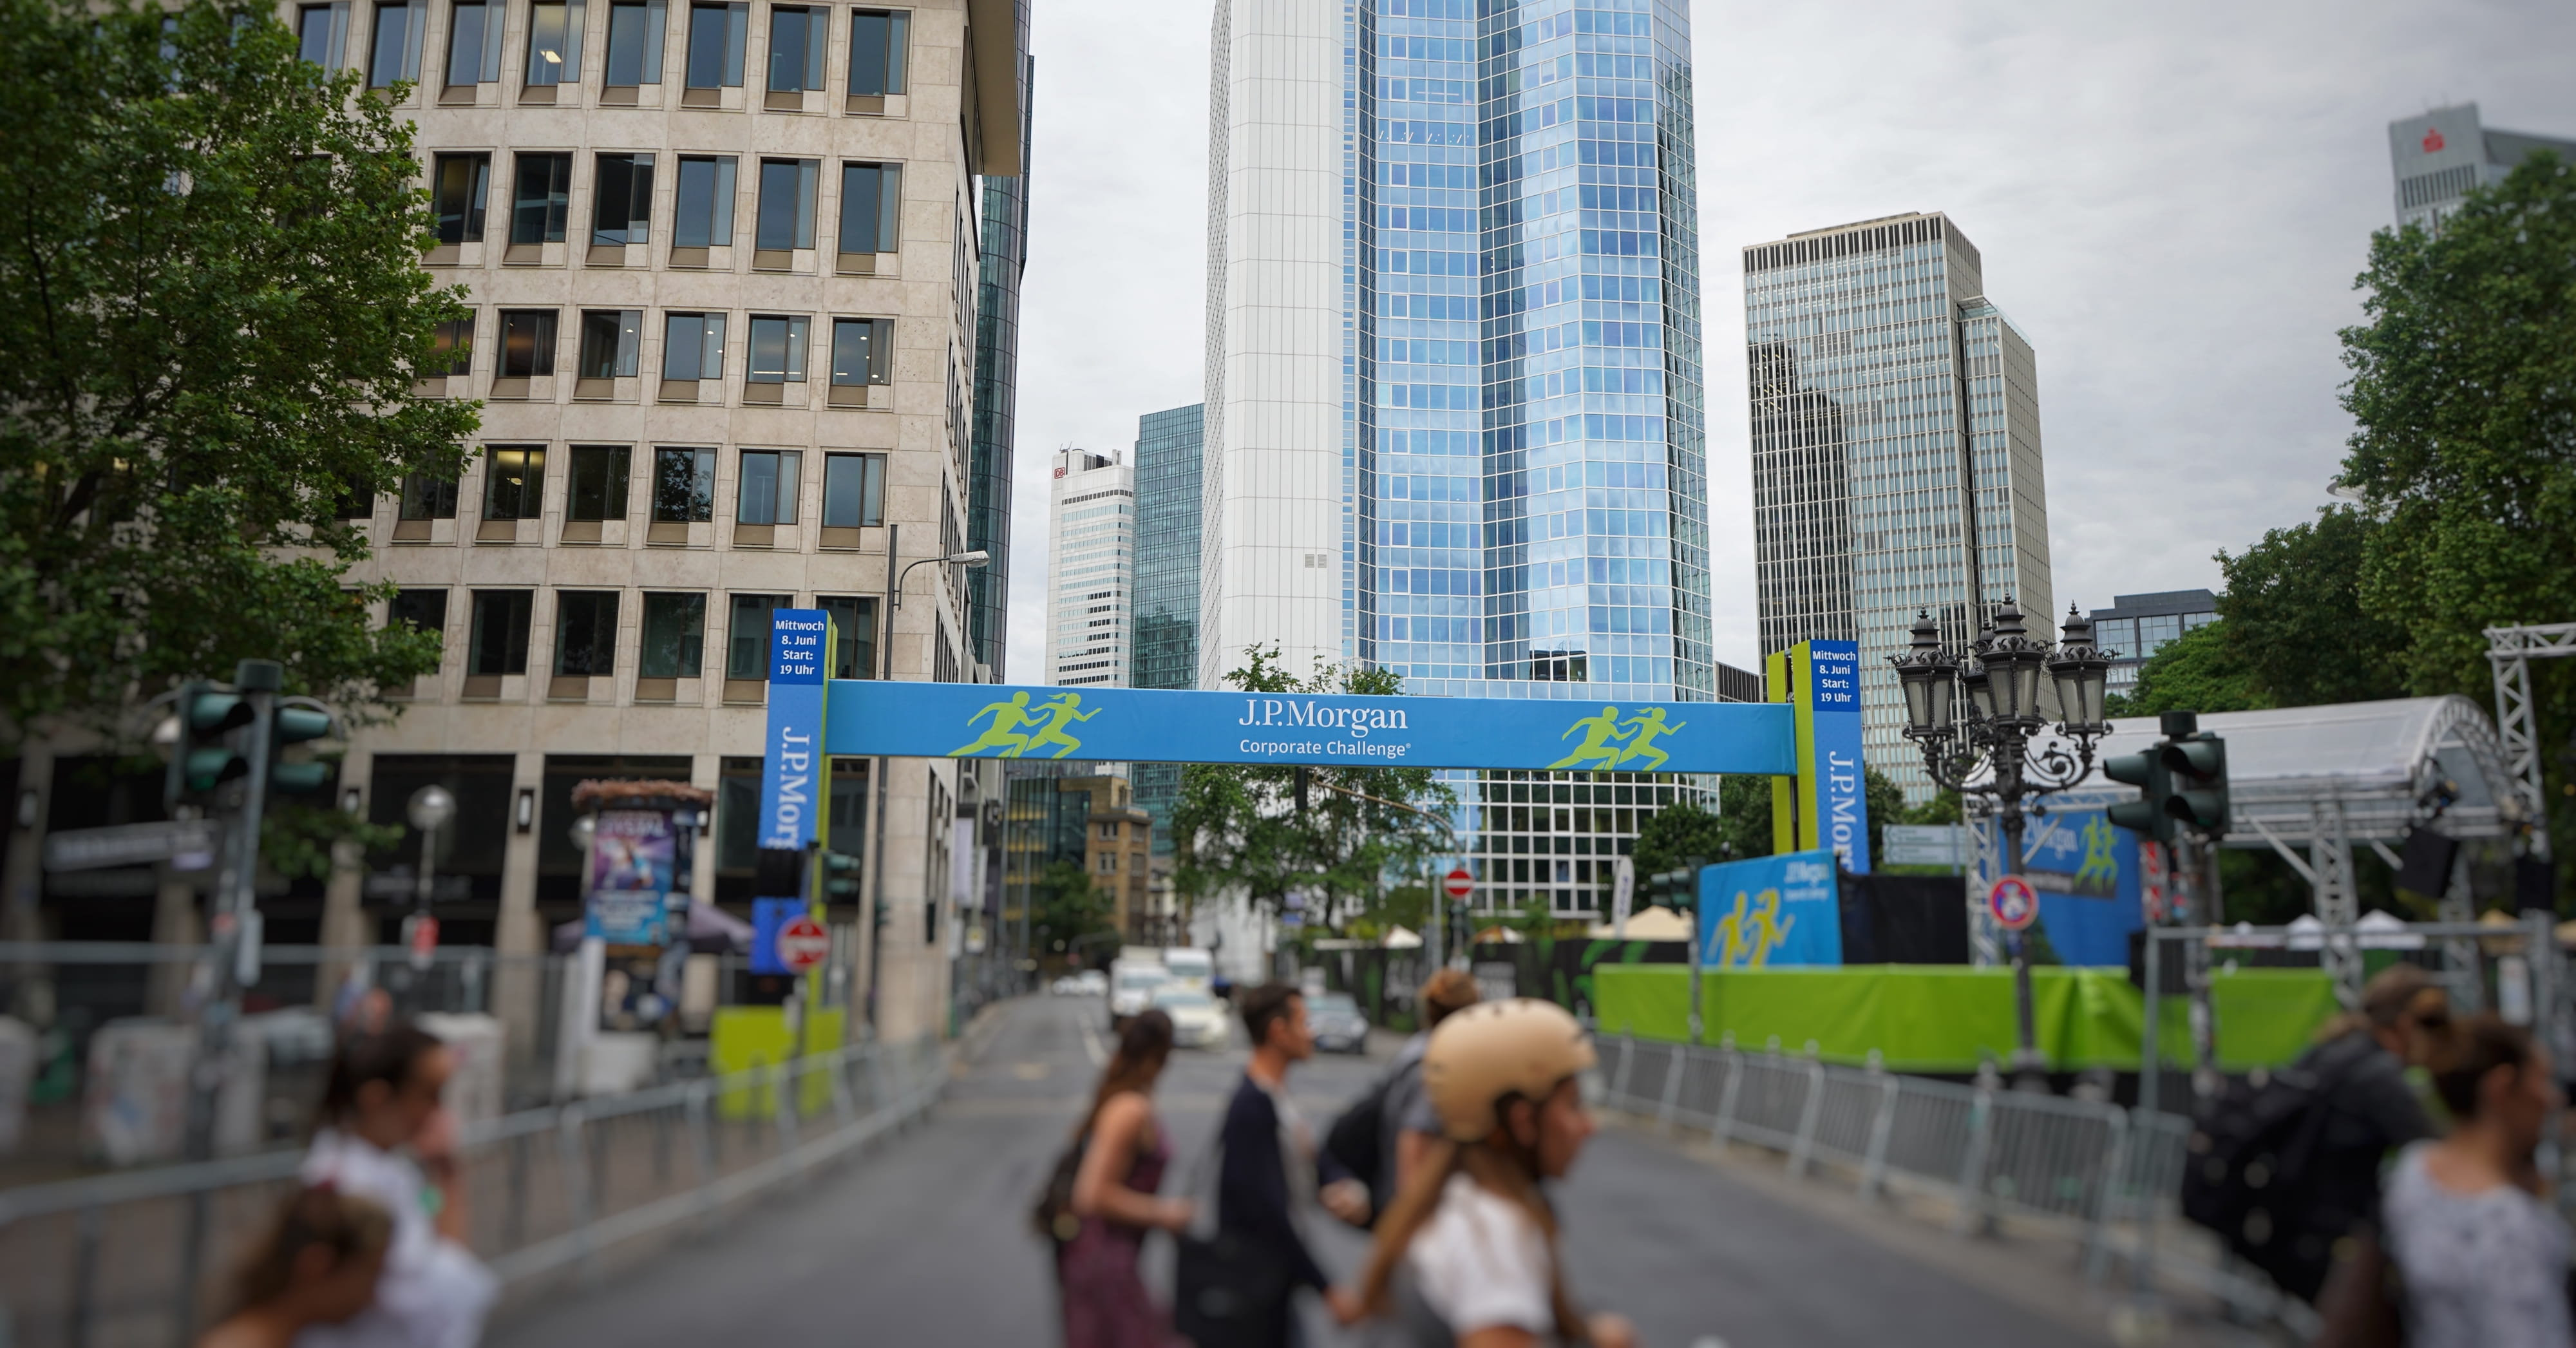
(1889, 599, 2114, 1085)
(406, 785, 456, 978)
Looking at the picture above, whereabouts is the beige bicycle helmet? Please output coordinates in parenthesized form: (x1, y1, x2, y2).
(1421, 998, 1597, 1143)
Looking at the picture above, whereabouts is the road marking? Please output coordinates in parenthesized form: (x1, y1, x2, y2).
(1011, 1063, 1050, 1080)
(1080, 1018, 1107, 1067)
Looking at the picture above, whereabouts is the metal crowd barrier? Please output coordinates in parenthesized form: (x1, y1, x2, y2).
(1593, 1035, 2314, 1334)
(0, 1036, 948, 1348)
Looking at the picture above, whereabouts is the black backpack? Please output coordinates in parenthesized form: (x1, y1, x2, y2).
(2179, 1034, 2374, 1301)
(1321, 1068, 1396, 1227)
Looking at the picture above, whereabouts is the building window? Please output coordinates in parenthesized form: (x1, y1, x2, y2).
(482, 446, 544, 521)
(431, 154, 489, 243)
(2095, 618, 2136, 656)
(392, 588, 448, 641)
(816, 596, 878, 678)
(554, 591, 618, 676)
(367, 0, 422, 87)
(602, 0, 664, 86)
(1097, 853, 1115, 874)
(837, 162, 900, 256)
(821, 453, 884, 528)
(652, 447, 716, 522)
(683, 1, 746, 88)
(444, 0, 502, 85)
(510, 153, 572, 245)
(746, 316, 808, 383)
(575, 310, 641, 377)
(735, 450, 800, 525)
(468, 590, 533, 675)
(429, 315, 475, 375)
(661, 312, 725, 381)
(525, 0, 583, 86)
(753, 158, 818, 253)
(399, 471, 459, 520)
(296, 4, 346, 66)
(497, 310, 557, 376)
(847, 8, 905, 96)
(830, 318, 892, 384)
(672, 156, 737, 249)
(765, 5, 824, 93)
(591, 154, 654, 245)
(726, 593, 788, 679)
(565, 445, 630, 521)
(639, 593, 705, 678)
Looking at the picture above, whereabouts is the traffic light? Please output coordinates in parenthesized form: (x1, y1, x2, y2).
(2103, 747, 2174, 842)
(166, 680, 254, 808)
(2162, 734, 2230, 837)
(1647, 856, 1709, 911)
(822, 850, 864, 901)
(267, 703, 337, 796)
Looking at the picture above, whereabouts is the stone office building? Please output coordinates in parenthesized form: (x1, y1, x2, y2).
(0, 0, 1028, 1048)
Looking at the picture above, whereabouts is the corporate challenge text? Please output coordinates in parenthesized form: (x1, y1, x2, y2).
(1236, 699, 1414, 760)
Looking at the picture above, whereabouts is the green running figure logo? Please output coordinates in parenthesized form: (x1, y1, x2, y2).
(2073, 813, 2121, 891)
(950, 691, 1100, 759)
(1548, 705, 1689, 771)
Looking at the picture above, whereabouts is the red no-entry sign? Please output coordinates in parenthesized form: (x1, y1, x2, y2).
(1443, 868, 1474, 900)
(1987, 876, 2039, 932)
(777, 917, 831, 972)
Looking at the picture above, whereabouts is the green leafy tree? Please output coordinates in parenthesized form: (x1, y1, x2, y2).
(1171, 646, 1454, 933)
(1032, 860, 1116, 968)
(1713, 775, 1774, 863)
(2338, 151, 2576, 883)
(2110, 622, 2268, 718)
(1631, 799, 1726, 879)
(0, 0, 475, 742)
(2219, 508, 2411, 707)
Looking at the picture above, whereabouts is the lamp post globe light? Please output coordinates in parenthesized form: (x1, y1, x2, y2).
(405, 785, 458, 962)
(1889, 600, 2115, 1083)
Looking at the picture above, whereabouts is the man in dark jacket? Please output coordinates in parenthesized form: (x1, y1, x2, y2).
(1184, 983, 1367, 1348)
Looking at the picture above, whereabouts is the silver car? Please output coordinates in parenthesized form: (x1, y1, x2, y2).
(1307, 992, 1369, 1054)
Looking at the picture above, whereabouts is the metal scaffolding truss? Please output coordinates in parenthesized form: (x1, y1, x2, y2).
(2488, 622, 2576, 861)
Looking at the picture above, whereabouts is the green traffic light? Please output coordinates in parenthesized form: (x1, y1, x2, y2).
(184, 745, 243, 793)
(189, 692, 250, 734)
(272, 707, 334, 744)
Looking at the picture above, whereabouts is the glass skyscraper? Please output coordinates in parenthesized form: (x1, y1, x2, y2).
(1742, 213, 2052, 798)
(1132, 403, 1204, 853)
(1202, 0, 1733, 914)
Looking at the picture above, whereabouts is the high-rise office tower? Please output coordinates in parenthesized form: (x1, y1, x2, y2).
(1045, 450, 1135, 687)
(213, 0, 1028, 1049)
(1202, 1, 1741, 915)
(1131, 403, 1205, 854)
(1743, 213, 2052, 797)
(2389, 104, 2576, 233)
(967, 19, 1032, 677)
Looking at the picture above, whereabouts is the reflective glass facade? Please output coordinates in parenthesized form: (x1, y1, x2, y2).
(966, 36, 1032, 675)
(1743, 213, 2052, 797)
(1131, 403, 1204, 855)
(1343, 0, 1711, 704)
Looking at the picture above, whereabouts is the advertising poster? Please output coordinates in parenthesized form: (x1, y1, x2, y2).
(1697, 848, 1844, 969)
(1766, 641, 1871, 873)
(759, 608, 835, 857)
(585, 808, 676, 945)
(2014, 807, 2143, 966)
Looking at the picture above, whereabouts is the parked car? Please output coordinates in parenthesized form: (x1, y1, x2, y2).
(1152, 985, 1231, 1049)
(1072, 969, 1108, 996)
(1307, 992, 1369, 1054)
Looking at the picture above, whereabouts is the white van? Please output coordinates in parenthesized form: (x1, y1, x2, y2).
(1108, 958, 1169, 1029)
(1161, 947, 1213, 992)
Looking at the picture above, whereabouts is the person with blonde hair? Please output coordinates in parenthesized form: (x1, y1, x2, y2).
(1334, 998, 1633, 1348)
(198, 1186, 393, 1348)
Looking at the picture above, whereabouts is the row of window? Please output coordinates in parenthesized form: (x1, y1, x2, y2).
(376, 444, 886, 531)
(399, 588, 882, 683)
(305, 0, 908, 104)
(428, 311, 891, 388)
(430, 152, 900, 261)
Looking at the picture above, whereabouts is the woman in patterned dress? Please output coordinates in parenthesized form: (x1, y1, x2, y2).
(1061, 1009, 1194, 1348)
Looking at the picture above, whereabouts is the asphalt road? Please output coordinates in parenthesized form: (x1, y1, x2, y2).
(489, 995, 2141, 1348)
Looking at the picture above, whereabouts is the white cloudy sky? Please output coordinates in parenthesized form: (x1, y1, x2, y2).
(998, 0, 2576, 684)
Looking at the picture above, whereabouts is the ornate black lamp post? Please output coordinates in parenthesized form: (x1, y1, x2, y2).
(1889, 599, 2114, 1081)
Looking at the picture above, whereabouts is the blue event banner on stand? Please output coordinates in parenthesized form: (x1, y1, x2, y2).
(817, 681, 1798, 775)
(1807, 640, 1870, 874)
(1697, 848, 1844, 969)
(757, 609, 833, 855)
(2015, 807, 2144, 967)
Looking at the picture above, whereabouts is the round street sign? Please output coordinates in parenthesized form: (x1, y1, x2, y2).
(776, 916, 832, 972)
(1987, 875, 2040, 932)
(1443, 868, 1475, 900)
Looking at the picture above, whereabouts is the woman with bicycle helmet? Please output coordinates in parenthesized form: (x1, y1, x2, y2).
(1333, 998, 1634, 1348)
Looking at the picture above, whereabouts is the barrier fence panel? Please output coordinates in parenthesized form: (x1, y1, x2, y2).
(0, 1038, 945, 1348)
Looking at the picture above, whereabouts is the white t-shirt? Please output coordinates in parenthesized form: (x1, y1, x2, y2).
(2383, 1142, 2574, 1348)
(1406, 1173, 1555, 1338)
(296, 1130, 498, 1348)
